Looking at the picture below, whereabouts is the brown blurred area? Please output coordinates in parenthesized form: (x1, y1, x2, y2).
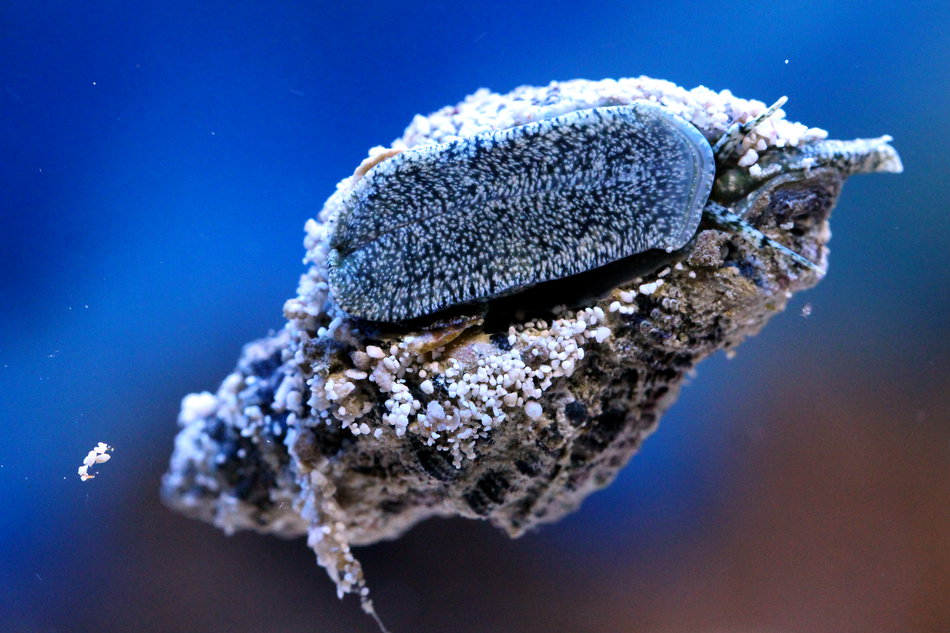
(71, 344, 947, 633)
(578, 357, 950, 633)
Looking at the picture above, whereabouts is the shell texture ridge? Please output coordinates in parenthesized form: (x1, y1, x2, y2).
(162, 76, 902, 625)
(329, 104, 715, 322)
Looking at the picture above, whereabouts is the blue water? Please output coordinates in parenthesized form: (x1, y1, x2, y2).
(2, 2, 947, 632)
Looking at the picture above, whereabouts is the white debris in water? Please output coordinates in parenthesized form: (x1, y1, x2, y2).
(78, 442, 113, 481)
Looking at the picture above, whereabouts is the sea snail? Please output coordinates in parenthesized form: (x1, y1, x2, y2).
(165, 80, 906, 631)
(329, 100, 901, 323)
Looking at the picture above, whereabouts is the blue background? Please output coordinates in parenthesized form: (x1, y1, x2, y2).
(1, 2, 947, 632)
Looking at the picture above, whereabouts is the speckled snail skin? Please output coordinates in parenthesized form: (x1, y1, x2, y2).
(328, 99, 899, 324)
(328, 104, 716, 322)
(162, 76, 902, 627)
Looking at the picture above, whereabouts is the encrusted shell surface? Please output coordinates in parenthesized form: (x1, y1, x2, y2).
(162, 76, 901, 623)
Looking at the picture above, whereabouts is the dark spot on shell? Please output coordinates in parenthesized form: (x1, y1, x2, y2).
(207, 418, 227, 442)
(564, 400, 588, 426)
(247, 349, 282, 379)
(210, 423, 276, 509)
(294, 426, 348, 462)
(536, 418, 563, 455)
(570, 408, 628, 466)
(411, 438, 459, 483)
(490, 332, 512, 351)
(268, 412, 289, 437)
(379, 499, 405, 515)
(729, 257, 766, 287)
(463, 471, 510, 515)
(351, 456, 388, 478)
(514, 452, 543, 477)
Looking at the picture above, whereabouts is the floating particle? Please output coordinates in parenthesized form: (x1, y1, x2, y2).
(329, 104, 715, 321)
(78, 442, 113, 481)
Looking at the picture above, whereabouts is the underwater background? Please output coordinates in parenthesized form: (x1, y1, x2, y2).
(1, 1, 947, 632)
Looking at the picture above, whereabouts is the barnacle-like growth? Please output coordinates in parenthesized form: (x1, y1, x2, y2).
(162, 76, 901, 625)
